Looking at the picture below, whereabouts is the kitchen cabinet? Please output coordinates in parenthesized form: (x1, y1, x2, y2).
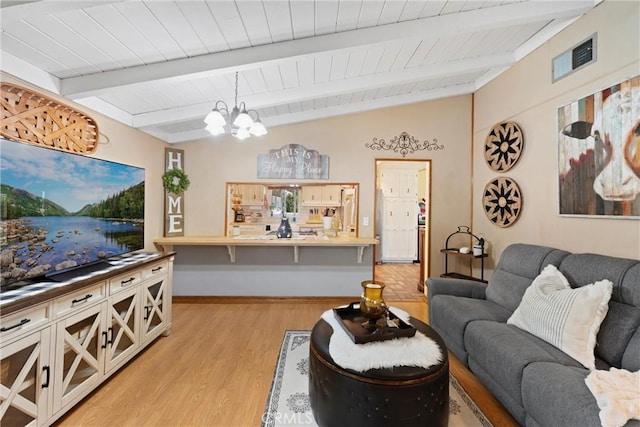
(301, 186, 322, 205)
(301, 185, 342, 206)
(379, 169, 418, 198)
(236, 184, 265, 205)
(0, 253, 173, 427)
(321, 185, 342, 205)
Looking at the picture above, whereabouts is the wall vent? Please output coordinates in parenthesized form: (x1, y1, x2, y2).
(552, 34, 597, 82)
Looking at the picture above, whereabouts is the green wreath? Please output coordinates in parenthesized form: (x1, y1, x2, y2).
(162, 168, 190, 194)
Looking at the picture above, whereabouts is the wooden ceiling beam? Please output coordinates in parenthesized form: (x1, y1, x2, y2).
(59, 1, 597, 99)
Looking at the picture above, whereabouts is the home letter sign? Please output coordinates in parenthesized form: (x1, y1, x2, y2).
(164, 148, 185, 236)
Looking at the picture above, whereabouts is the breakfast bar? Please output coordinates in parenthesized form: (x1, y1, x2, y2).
(153, 235, 379, 297)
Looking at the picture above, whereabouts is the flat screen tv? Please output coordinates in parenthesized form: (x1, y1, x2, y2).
(0, 137, 145, 289)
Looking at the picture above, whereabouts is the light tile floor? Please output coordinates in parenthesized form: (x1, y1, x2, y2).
(374, 263, 424, 301)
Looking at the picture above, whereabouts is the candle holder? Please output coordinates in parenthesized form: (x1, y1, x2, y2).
(360, 280, 388, 330)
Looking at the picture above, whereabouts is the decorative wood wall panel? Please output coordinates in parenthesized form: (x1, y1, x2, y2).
(1, 83, 98, 154)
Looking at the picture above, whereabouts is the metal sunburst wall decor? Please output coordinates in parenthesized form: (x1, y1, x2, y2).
(484, 121, 524, 172)
(483, 176, 522, 227)
(366, 131, 443, 158)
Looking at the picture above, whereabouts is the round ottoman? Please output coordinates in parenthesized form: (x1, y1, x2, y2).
(308, 317, 449, 427)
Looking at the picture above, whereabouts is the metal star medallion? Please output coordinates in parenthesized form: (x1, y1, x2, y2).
(484, 122, 524, 172)
(483, 177, 522, 227)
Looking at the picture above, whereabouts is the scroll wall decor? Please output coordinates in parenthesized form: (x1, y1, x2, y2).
(1, 83, 99, 154)
(366, 131, 443, 158)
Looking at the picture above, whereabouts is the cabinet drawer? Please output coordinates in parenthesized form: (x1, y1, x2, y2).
(0, 303, 50, 340)
(141, 261, 169, 280)
(54, 282, 106, 318)
(109, 270, 143, 295)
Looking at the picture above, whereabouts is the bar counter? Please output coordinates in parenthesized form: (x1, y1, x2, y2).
(153, 235, 379, 297)
(154, 235, 378, 263)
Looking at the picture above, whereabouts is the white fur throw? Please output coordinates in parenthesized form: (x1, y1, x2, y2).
(320, 307, 443, 372)
(585, 368, 640, 427)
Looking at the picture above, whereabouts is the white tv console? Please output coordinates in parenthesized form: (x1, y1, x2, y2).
(0, 252, 175, 427)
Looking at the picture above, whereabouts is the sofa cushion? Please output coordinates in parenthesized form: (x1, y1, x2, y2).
(596, 300, 640, 368)
(522, 362, 601, 427)
(559, 254, 640, 369)
(486, 243, 570, 312)
(622, 327, 640, 372)
(465, 321, 584, 409)
(507, 264, 613, 369)
(429, 295, 511, 365)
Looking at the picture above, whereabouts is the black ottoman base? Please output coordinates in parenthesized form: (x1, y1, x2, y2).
(308, 318, 449, 427)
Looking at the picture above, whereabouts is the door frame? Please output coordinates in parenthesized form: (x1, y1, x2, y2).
(373, 158, 432, 292)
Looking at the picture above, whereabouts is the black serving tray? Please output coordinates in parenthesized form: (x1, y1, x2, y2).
(333, 302, 417, 344)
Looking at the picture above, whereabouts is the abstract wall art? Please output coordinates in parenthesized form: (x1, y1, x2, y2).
(557, 76, 640, 217)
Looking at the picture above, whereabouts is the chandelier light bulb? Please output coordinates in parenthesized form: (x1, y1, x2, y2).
(233, 110, 253, 129)
(204, 109, 226, 127)
(205, 123, 225, 135)
(235, 127, 251, 140)
(249, 120, 267, 136)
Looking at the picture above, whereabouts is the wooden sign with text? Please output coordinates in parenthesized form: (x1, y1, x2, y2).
(257, 144, 329, 179)
(164, 148, 185, 237)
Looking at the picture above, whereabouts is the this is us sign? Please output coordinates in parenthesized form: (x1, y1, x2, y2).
(257, 144, 329, 179)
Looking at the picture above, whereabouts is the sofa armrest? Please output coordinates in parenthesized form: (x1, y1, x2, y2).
(426, 277, 488, 300)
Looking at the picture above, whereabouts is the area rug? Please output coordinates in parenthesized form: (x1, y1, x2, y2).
(262, 330, 493, 427)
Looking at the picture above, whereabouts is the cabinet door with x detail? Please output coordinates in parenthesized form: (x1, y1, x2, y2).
(53, 303, 105, 412)
(0, 328, 51, 427)
(141, 276, 168, 345)
(105, 287, 139, 373)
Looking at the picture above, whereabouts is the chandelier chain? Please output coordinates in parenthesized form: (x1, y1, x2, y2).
(234, 72, 239, 108)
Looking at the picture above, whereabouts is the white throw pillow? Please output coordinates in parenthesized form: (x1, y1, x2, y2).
(507, 264, 613, 369)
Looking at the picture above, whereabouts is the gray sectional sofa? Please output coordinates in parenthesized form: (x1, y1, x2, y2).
(427, 243, 640, 427)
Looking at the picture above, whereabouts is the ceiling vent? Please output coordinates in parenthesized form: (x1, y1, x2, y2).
(552, 34, 597, 82)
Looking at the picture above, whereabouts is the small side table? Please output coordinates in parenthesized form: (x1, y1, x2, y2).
(308, 317, 449, 427)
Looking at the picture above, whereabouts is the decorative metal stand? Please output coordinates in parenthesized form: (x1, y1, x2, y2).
(366, 131, 443, 157)
(441, 226, 488, 282)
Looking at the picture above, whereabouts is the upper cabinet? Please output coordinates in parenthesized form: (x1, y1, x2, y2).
(379, 169, 418, 198)
(231, 184, 265, 205)
(301, 185, 342, 206)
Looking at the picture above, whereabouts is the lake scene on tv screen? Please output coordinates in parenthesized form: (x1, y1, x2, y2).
(0, 138, 145, 286)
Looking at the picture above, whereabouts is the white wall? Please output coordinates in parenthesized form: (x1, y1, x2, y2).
(473, 0, 640, 271)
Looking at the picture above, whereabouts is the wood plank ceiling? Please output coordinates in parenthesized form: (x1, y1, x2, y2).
(0, 0, 601, 144)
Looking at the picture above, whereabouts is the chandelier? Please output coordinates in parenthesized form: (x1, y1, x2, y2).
(204, 72, 267, 139)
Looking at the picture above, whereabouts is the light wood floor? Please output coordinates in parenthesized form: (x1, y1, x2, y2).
(55, 299, 518, 427)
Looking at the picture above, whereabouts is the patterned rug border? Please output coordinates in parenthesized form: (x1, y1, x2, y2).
(262, 330, 493, 427)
